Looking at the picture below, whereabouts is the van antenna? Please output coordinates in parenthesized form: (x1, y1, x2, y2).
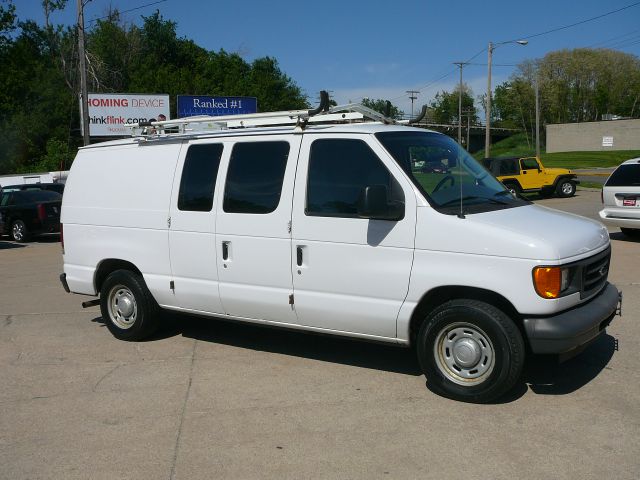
(457, 151, 465, 219)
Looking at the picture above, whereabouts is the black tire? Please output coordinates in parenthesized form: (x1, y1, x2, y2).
(416, 299, 525, 403)
(539, 187, 554, 198)
(503, 182, 521, 197)
(620, 227, 640, 239)
(11, 219, 30, 242)
(99, 269, 160, 341)
(555, 179, 576, 198)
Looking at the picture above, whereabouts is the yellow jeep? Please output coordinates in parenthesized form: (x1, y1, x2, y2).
(482, 156, 578, 197)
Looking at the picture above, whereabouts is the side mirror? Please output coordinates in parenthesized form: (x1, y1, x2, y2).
(357, 185, 403, 221)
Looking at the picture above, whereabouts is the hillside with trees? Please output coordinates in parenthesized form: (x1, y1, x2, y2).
(0, 1, 307, 175)
(492, 48, 640, 148)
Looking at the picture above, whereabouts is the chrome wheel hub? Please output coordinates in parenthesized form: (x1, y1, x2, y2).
(434, 322, 495, 385)
(12, 223, 24, 241)
(108, 285, 138, 329)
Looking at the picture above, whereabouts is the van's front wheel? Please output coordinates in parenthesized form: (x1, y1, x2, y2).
(100, 270, 159, 341)
(417, 299, 525, 403)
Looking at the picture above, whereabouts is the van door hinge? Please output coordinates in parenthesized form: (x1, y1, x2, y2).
(287, 221, 292, 234)
(167, 216, 172, 228)
(288, 294, 294, 305)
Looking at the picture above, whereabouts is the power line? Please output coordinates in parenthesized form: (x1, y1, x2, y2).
(383, 2, 640, 109)
(509, 1, 640, 42)
(88, 0, 170, 23)
(586, 27, 640, 48)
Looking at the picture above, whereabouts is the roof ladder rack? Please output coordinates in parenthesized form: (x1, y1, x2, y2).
(125, 90, 398, 138)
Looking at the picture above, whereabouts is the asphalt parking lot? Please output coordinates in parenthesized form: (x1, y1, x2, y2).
(1, 189, 638, 480)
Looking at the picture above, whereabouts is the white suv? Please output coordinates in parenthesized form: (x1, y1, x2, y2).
(599, 158, 640, 238)
(59, 96, 621, 403)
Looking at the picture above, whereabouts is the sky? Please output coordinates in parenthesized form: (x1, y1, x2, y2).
(11, 0, 640, 116)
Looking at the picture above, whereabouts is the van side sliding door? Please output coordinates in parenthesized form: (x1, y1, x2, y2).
(215, 135, 301, 323)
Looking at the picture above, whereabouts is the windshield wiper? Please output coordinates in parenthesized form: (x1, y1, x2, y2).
(439, 196, 481, 207)
(439, 195, 509, 207)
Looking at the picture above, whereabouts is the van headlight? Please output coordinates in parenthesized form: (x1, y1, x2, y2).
(532, 266, 572, 299)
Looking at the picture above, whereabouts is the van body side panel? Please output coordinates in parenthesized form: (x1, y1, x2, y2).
(62, 143, 180, 303)
(397, 206, 611, 341)
(290, 134, 416, 338)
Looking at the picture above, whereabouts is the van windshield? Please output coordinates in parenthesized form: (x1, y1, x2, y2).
(376, 131, 530, 215)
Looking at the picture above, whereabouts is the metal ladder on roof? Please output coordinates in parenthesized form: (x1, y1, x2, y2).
(125, 91, 426, 138)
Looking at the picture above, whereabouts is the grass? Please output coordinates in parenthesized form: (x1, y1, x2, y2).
(472, 133, 536, 159)
(540, 151, 640, 169)
(577, 181, 603, 189)
(473, 132, 640, 169)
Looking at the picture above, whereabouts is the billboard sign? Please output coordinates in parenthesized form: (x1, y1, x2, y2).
(85, 93, 170, 136)
(177, 95, 257, 117)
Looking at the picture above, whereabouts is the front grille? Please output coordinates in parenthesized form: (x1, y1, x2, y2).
(580, 247, 610, 299)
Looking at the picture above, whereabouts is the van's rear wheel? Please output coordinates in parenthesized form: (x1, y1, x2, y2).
(417, 299, 525, 403)
(100, 269, 159, 341)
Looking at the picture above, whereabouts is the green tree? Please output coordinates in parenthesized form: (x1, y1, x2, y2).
(0, 0, 16, 47)
(429, 86, 477, 125)
(360, 98, 403, 119)
(492, 48, 640, 148)
(0, 8, 309, 174)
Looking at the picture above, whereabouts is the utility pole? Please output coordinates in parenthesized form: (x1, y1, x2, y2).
(77, 0, 90, 146)
(485, 39, 528, 158)
(454, 62, 467, 145)
(406, 90, 419, 119)
(462, 108, 473, 151)
(485, 42, 493, 158)
(535, 73, 540, 158)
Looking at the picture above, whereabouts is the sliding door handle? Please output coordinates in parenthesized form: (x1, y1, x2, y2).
(222, 241, 230, 261)
(296, 246, 303, 267)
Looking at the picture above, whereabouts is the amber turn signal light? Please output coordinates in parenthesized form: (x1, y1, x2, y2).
(533, 266, 562, 299)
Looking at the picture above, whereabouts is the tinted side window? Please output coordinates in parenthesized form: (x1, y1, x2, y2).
(521, 158, 539, 170)
(178, 144, 223, 212)
(223, 141, 290, 214)
(499, 160, 519, 175)
(306, 139, 403, 217)
(605, 164, 640, 186)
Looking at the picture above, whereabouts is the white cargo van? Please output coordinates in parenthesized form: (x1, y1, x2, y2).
(60, 95, 621, 402)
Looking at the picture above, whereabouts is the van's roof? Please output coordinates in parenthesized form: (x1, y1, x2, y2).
(80, 123, 440, 150)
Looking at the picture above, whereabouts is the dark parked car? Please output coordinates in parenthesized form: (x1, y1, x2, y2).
(0, 183, 65, 195)
(0, 189, 62, 242)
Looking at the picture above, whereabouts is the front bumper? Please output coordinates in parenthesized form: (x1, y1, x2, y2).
(523, 283, 621, 355)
